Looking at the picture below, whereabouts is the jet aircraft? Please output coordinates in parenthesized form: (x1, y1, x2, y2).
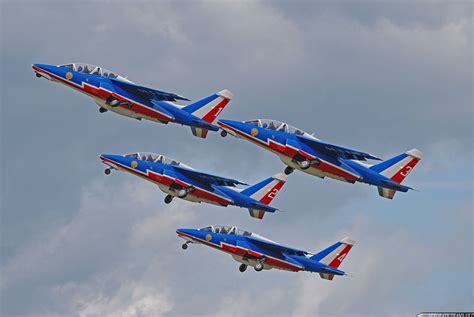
(218, 118, 422, 199)
(99, 152, 286, 219)
(177, 225, 355, 278)
(32, 63, 232, 138)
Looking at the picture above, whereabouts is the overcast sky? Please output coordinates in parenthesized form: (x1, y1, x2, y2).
(1, 1, 473, 316)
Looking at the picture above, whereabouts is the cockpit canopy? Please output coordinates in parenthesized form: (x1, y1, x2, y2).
(124, 152, 192, 168)
(199, 225, 277, 243)
(58, 63, 132, 83)
(243, 119, 318, 139)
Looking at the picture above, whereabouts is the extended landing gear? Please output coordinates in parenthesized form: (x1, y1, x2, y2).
(254, 262, 264, 272)
(99, 107, 108, 113)
(284, 166, 294, 175)
(297, 160, 311, 170)
(104, 168, 111, 175)
(35, 73, 42, 78)
(176, 189, 188, 198)
(220, 130, 227, 137)
(239, 264, 247, 272)
(164, 195, 173, 204)
(182, 242, 189, 250)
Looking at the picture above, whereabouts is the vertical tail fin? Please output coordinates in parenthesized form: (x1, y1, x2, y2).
(185, 90, 232, 138)
(311, 237, 355, 280)
(183, 89, 233, 124)
(241, 173, 287, 219)
(370, 148, 422, 199)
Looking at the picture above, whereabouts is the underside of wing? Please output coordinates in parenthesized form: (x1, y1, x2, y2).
(172, 165, 247, 187)
(296, 135, 382, 161)
(110, 78, 190, 102)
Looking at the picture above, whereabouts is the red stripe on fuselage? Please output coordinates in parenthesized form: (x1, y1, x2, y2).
(100, 157, 232, 205)
(218, 122, 360, 182)
(176, 232, 303, 271)
(33, 66, 174, 122)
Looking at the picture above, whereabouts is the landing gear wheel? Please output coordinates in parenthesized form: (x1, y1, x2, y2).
(284, 166, 294, 175)
(298, 160, 311, 170)
(177, 189, 188, 198)
(164, 195, 173, 204)
(104, 168, 111, 175)
(182, 243, 188, 250)
(220, 130, 227, 137)
(239, 264, 247, 272)
(99, 107, 108, 113)
(254, 262, 264, 272)
(35, 73, 42, 78)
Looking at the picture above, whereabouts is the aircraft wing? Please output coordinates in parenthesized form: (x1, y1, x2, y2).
(173, 165, 247, 187)
(245, 236, 308, 256)
(110, 78, 190, 102)
(296, 135, 382, 161)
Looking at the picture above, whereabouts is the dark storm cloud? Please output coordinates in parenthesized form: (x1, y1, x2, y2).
(1, 1, 472, 316)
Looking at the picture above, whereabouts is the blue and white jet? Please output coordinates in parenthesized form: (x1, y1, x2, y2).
(33, 63, 232, 138)
(177, 225, 355, 278)
(99, 152, 287, 219)
(218, 119, 422, 199)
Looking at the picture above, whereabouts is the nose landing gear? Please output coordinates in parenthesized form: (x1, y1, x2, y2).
(239, 264, 247, 272)
(164, 195, 173, 204)
(284, 166, 294, 175)
(104, 168, 111, 175)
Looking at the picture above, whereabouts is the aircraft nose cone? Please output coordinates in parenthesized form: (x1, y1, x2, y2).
(32, 63, 53, 72)
(99, 154, 117, 163)
(176, 228, 193, 236)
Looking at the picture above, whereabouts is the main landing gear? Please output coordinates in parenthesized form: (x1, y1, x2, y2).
(220, 130, 227, 137)
(284, 166, 294, 175)
(104, 168, 111, 175)
(164, 195, 173, 204)
(254, 262, 264, 272)
(239, 264, 247, 272)
(99, 107, 108, 113)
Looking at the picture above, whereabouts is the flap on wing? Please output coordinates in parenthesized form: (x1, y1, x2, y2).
(173, 165, 247, 187)
(245, 236, 307, 256)
(110, 78, 190, 102)
(296, 135, 381, 161)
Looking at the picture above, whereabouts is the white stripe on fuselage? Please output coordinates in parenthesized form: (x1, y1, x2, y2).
(34, 67, 175, 121)
(219, 122, 360, 180)
(101, 158, 233, 205)
(177, 232, 304, 271)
